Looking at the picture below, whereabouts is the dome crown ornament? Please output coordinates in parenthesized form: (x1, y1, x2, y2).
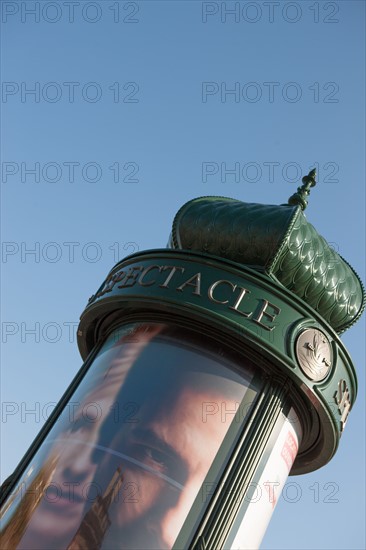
(287, 168, 317, 210)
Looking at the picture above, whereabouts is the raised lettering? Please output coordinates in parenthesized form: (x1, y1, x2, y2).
(229, 286, 252, 317)
(118, 266, 143, 288)
(176, 272, 202, 296)
(96, 269, 125, 297)
(138, 265, 162, 287)
(208, 279, 237, 304)
(252, 299, 281, 331)
(159, 266, 185, 288)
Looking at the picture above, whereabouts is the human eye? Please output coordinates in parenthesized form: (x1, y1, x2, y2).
(134, 444, 170, 475)
(69, 416, 92, 434)
(125, 428, 187, 487)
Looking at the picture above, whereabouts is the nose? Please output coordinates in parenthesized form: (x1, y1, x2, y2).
(61, 444, 95, 483)
(158, 484, 198, 548)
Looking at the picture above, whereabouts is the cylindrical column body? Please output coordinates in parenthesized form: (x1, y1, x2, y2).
(0, 321, 300, 549)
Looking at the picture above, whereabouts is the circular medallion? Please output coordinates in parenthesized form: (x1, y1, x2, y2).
(295, 328, 332, 381)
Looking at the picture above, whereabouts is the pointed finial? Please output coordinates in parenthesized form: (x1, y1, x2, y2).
(288, 168, 317, 210)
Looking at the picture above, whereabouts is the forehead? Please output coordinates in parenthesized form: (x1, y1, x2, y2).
(154, 368, 247, 402)
(144, 374, 245, 439)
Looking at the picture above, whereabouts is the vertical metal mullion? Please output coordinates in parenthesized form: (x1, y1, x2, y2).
(191, 379, 289, 550)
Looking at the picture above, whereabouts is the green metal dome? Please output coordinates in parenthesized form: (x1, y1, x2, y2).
(169, 170, 365, 334)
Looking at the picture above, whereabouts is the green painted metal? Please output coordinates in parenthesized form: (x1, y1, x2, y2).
(287, 168, 317, 210)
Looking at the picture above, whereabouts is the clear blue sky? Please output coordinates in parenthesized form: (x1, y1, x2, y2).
(1, 1, 365, 549)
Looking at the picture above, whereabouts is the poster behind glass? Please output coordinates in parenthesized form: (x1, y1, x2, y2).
(0, 322, 257, 549)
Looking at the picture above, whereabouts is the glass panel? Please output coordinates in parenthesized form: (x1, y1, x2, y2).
(227, 407, 302, 550)
(1, 322, 257, 550)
